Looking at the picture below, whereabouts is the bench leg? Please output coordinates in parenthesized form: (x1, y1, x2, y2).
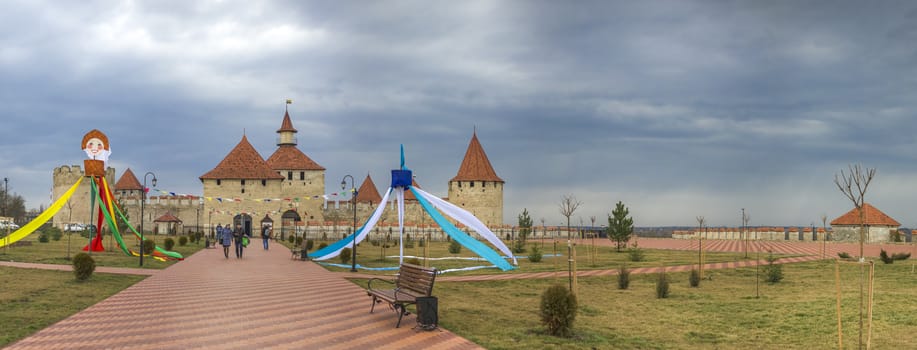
(370, 296, 378, 313)
(395, 304, 405, 328)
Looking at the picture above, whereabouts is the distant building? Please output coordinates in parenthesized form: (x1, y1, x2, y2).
(54, 109, 506, 238)
(829, 203, 900, 243)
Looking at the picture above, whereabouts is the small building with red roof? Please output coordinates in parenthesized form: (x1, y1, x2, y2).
(830, 203, 901, 243)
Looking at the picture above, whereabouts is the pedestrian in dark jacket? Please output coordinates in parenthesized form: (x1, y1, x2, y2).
(219, 224, 232, 258)
(234, 227, 251, 258)
(261, 225, 271, 250)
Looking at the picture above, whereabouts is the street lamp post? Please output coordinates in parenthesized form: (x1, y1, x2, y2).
(140, 172, 157, 267)
(341, 175, 358, 272)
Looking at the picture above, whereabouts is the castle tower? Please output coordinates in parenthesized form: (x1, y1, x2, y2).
(200, 135, 284, 235)
(113, 168, 143, 229)
(356, 174, 382, 205)
(447, 131, 504, 226)
(51, 165, 115, 229)
(266, 109, 326, 224)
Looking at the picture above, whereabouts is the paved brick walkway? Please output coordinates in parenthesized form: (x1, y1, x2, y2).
(5, 242, 482, 350)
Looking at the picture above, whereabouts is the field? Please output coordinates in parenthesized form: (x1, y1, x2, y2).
(0, 231, 207, 269)
(429, 260, 917, 349)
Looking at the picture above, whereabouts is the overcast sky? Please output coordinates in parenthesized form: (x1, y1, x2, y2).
(2, 1, 917, 227)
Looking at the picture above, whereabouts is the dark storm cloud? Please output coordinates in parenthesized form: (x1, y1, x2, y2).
(2, 0, 917, 227)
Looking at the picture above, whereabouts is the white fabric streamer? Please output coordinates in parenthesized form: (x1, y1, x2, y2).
(311, 187, 393, 261)
(412, 187, 517, 265)
(396, 187, 405, 265)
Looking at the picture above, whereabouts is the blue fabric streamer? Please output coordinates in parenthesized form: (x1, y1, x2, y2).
(411, 187, 514, 271)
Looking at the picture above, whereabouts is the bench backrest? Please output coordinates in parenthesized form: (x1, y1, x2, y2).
(395, 263, 437, 297)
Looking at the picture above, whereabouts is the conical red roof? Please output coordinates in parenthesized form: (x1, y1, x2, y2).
(450, 131, 503, 182)
(277, 110, 297, 133)
(404, 179, 422, 201)
(355, 174, 382, 204)
(267, 146, 325, 171)
(830, 203, 900, 226)
(154, 211, 182, 223)
(200, 135, 284, 180)
(114, 168, 143, 191)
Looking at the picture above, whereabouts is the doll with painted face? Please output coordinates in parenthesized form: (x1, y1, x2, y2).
(82, 129, 111, 165)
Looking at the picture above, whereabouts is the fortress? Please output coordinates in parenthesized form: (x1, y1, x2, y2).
(52, 110, 506, 240)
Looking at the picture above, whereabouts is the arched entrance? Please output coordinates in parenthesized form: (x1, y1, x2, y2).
(233, 214, 253, 237)
(281, 210, 301, 241)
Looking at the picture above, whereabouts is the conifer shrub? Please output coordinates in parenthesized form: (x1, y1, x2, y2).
(318, 242, 328, 250)
(49, 227, 63, 241)
(762, 251, 784, 283)
(528, 244, 543, 263)
(540, 284, 577, 337)
(656, 271, 670, 298)
(295, 236, 303, 247)
(627, 240, 645, 262)
(405, 257, 421, 265)
(892, 252, 911, 261)
(340, 247, 352, 264)
(164, 237, 175, 250)
(178, 236, 188, 246)
(72, 252, 95, 281)
(689, 269, 701, 287)
(418, 238, 425, 247)
(879, 249, 894, 264)
(38, 231, 50, 243)
(142, 239, 155, 255)
(838, 252, 852, 259)
(305, 239, 314, 251)
(288, 235, 295, 244)
(617, 264, 630, 290)
(448, 240, 462, 254)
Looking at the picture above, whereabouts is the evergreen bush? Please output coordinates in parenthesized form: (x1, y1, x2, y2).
(892, 252, 911, 261)
(295, 236, 303, 247)
(305, 239, 314, 251)
(288, 235, 295, 244)
(879, 249, 894, 264)
(38, 232, 50, 243)
(418, 238, 425, 247)
(164, 237, 175, 250)
(513, 240, 527, 254)
(49, 227, 63, 241)
(142, 239, 156, 255)
(405, 257, 421, 265)
(528, 244, 543, 263)
(762, 252, 784, 284)
(656, 271, 670, 298)
(627, 241, 645, 262)
(540, 284, 577, 337)
(837, 252, 852, 259)
(178, 236, 188, 246)
(340, 247, 352, 264)
(617, 264, 630, 290)
(318, 242, 328, 250)
(689, 269, 701, 287)
(72, 252, 95, 281)
(448, 240, 462, 254)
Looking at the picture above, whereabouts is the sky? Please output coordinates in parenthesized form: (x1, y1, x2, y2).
(2, 1, 917, 228)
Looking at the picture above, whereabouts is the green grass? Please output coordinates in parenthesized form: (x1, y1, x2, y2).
(0, 266, 144, 347)
(315, 239, 790, 276)
(0, 231, 205, 269)
(416, 260, 917, 349)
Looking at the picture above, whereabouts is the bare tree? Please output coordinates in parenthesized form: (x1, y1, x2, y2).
(834, 164, 876, 350)
(558, 194, 582, 293)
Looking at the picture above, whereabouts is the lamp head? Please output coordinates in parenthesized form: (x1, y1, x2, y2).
(341, 179, 346, 190)
(152, 177, 157, 187)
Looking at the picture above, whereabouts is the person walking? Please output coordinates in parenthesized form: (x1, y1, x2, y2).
(261, 225, 270, 250)
(219, 224, 232, 258)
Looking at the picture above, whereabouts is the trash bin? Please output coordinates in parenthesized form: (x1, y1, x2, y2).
(415, 296, 438, 330)
(300, 248, 308, 261)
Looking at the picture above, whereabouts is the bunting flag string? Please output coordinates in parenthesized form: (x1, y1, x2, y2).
(145, 188, 355, 204)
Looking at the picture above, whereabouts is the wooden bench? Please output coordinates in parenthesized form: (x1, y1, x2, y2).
(366, 263, 437, 328)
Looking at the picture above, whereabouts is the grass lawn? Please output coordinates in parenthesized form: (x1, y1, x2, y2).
(307, 238, 792, 276)
(0, 231, 206, 269)
(0, 266, 145, 347)
(415, 260, 917, 349)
